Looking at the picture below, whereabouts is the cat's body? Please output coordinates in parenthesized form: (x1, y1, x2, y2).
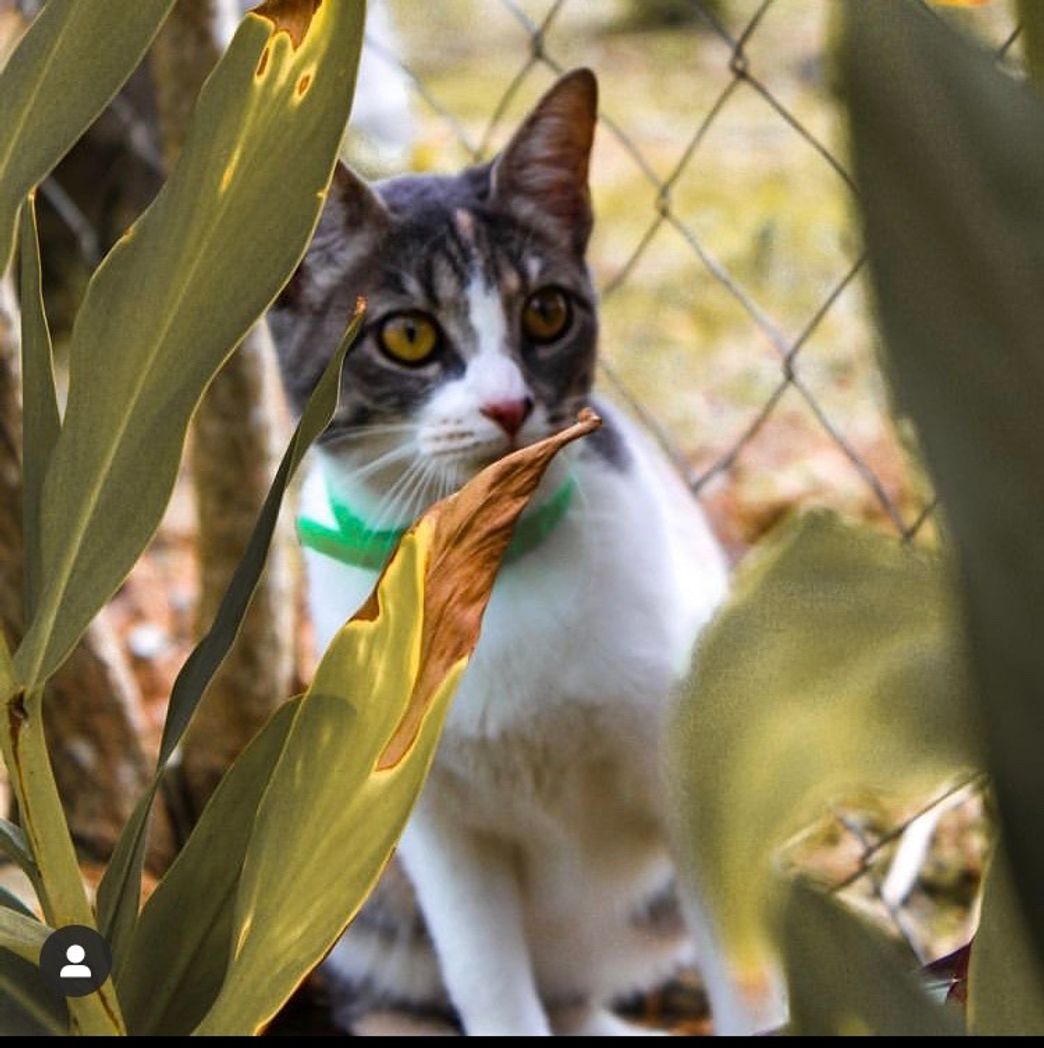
(302, 401, 726, 1033)
(272, 70, 731, 1035)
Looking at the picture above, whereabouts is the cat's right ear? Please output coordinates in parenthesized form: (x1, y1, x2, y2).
(491, 69, 598, 255)
(278, 162, 389, 312)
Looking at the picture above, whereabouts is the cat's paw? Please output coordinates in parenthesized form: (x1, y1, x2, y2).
(350, 1009, 461, 1036)
(552, 1004, 670, 1037)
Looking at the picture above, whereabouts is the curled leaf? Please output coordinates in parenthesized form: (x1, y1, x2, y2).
(190, 411, 599, 1034)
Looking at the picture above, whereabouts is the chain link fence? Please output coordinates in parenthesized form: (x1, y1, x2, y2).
(375, 0, 1016, 973)
(9, 0, 1011, 1007)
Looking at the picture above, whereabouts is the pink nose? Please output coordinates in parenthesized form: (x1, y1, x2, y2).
(481, 397, 533, 438)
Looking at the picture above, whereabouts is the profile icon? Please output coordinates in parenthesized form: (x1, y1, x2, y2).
(39, 925, 111, 997)
(59, 943, 92, 979)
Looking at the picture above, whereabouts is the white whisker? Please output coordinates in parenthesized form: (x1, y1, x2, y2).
(368, 460, 424, 534)
(340, 443, 416, 484)
(320, 422, 418, 449)
(437, 465, 454, 505)
(403, 461, 439, 526)
(389, 461, 437, 534)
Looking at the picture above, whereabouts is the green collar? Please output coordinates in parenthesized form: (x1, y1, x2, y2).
(298, 471, 576, 572)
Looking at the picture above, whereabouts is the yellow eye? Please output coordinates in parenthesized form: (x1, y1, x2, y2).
(522, 288, 572, 344)
(379, 312, 439, 365)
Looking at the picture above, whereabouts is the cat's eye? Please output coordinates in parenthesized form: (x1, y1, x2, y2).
(522, 287, 572, 344)
(378, 312, 440, 365)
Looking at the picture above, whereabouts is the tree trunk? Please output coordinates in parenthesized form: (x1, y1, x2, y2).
(151, 0, 297, 820)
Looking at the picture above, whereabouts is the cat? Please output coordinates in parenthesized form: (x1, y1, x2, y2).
(270, 69, 731, 1037)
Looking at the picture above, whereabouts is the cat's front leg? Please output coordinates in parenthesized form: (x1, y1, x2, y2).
(398, 803, 551, 1036)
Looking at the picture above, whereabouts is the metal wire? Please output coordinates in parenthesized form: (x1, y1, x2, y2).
(385, 0, 938, 536)
(376, 0, 1012, 964)
(28, 0, 1004, 970)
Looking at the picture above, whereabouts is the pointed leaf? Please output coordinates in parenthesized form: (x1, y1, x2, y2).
(97, 309, 362, 965)
(1016, 0, 1044, 84)
(0, 819, 37, 886)
(18, 195, 60, 623)
(842, 0, 1044, 956)
(0, 646, 118, 1031)
(192, 412, 600, 1035)
(0, 888, 34, 920)
(0, 906, 48, 964)
(0, 627, 13, 700)
(668, 512, 979, 988)
(783, 880, 961, 1036)
(118, 699, 301, 1035)
(14, 0, 366, 687)
(0, 0, 174, 271)
(968, 843, 1044, 1034)
(0, 950, 67, 1036)
(159, 306, 363, 768)
(0, 641, 32, 891)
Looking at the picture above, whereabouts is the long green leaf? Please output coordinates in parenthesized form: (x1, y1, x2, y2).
(13, 0, 366, 688)
(118, 699, 301, 1035)
(1017, 0, 1044, 85)
(0, 887, 34, 920)
(0, 950, 67, 1037)
(0, 628, 13, 699)
(0, 641, 29, 884)
(97, 309, 362, 967)
(159, 306, 363, 767)
(0, 688, 124, 1034)
(0, 906, 48, 964)
(783, 881, 961, 1036)
(0, 819, 37, 887)
(18, 195, 60, 623)
(192, 414, 599, 1035)
(0, 644, 62, 1034)
(967, 843, 1044, 1034)
(668, 512, 979, 1001)
(0, 0, 174, 271)
(842, 0, 1044, 957)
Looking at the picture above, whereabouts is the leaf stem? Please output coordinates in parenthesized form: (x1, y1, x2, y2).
(0, 666, 125, 1033)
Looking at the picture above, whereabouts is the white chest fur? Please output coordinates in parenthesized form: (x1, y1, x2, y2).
(301, 404, 726, 744)
(304, 403, 729, 1032)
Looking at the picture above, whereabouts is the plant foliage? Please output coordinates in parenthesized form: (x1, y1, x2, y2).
(0, 0, 600, 1035)
(668, 0, 1044, 1034)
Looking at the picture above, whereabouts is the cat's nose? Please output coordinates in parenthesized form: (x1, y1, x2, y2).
(481, 397, 533, 438)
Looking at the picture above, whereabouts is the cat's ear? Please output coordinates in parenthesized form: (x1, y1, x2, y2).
(279, 162, 389, 311)
(491, 69, 597, 253)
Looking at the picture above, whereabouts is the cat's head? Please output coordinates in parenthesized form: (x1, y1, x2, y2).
(271, 69, 599, 515)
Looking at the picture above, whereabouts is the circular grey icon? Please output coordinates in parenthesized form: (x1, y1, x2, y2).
(39, 925, 111, 997)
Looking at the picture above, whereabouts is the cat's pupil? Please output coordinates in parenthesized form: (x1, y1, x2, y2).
(522, 288, 570, 344)
(533, 293, 556, 321)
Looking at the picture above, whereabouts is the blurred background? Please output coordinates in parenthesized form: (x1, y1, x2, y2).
(0, 0, 1021, 1032)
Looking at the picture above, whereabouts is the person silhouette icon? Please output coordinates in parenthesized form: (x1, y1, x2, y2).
(40, 925, 110, 996)
(59, 943, 92, 979)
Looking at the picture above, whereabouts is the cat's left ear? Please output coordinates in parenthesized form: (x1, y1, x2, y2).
(278, 162, 389, 312)
(491, 69, 597, 254)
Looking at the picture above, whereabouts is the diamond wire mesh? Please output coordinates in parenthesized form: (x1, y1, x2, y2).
(10, 0, 1009, 988)
(378, 0, 1017, 967)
